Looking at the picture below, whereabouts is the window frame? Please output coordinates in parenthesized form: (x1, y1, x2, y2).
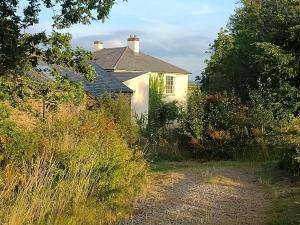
(165, 75, 175, 95)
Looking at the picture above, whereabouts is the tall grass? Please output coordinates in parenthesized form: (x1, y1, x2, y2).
(0, 108, 147, 225)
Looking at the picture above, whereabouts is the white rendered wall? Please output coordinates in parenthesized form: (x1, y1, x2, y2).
(123, 72, 188, 118)
(123, 73, 150, 117)
(151, 73, 189, 109)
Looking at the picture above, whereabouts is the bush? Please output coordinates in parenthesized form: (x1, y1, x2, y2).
(179, 87, 288, 161)
(279, 146, 300, 177)
(146, 74, 180, 143)
(0, 103, 39, 166)
(0, 108, 147, 225)
(93, 93, 138, 146)
(143, 128, 190, 162)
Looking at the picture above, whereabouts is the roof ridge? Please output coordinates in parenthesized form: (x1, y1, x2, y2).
(113, 47, 128, 70)
(140, 52, 190, 74)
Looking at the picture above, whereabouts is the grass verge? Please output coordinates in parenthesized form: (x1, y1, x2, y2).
(255, 162, 300, 225)
(150, 160, 264, 172)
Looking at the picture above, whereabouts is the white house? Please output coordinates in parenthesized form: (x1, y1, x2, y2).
(90, 35, 190, 116)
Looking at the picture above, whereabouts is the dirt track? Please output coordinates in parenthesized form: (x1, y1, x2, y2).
(119, 164, 270, 225)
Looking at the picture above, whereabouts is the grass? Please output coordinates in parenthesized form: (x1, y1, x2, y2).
(0, 109, 147, 225)
(206, 175, 241, 186)
(150, 160, 265, 172)
(256, 162, 300, 225)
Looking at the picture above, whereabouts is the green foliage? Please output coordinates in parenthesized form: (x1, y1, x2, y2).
(0, 74, 87, 118)
(0, 0, 122, 118)
(202, 0, 300, 103)
(180, 86, 205, 141)
(279, 146, 300, 177)
(248, 79, 276, 130)
(94, 93, 138, 145)
(0, 109, 147, 225)
(180, 87, 285, 161)
(147, 74, 179, 143)
(196, 0, 300, 171)
(148, 73, 165, 141)
(0, 103, 38, 165)
(0, 0, 125, 79)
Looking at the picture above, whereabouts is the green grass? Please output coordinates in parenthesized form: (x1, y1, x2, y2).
(150, 160, 266, 172)
(255, 162, 300, 225)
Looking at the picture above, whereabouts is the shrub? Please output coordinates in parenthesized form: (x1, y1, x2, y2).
(180, 87, 205, 141)
(279, 145, 300, 177)
(93, 93, 138, 146)
(0, 103, 39, 166)
(180, 87, 287, 161)
(0, 108, 147, 225)
(146, 74, 180, 143)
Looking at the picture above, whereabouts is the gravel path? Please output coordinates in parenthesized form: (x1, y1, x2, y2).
(119, 165, 270, 225)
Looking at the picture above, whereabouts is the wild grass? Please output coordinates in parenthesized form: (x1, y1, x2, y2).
(150, 160, 264, 173)
(206, 175, 241, 187)
(256, 162, 300, 225)
(0, 108, 147, 225)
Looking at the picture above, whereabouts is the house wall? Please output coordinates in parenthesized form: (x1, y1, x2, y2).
(123, 72, 189, 117)
(151, 73, 189, 109)
(123, 73, 150, 117)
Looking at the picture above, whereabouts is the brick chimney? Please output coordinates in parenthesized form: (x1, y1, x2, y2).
(94, 40, 103, 51)
(127, 35, 140, 54)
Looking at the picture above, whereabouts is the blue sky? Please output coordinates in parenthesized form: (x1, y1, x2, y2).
(30, 0, 238, 79)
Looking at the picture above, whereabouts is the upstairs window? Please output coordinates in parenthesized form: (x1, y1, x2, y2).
(166, 76, 175, 94)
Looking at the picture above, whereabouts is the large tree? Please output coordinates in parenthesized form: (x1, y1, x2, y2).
(202, 0, 300, 111)
(0, 0, 125, 112)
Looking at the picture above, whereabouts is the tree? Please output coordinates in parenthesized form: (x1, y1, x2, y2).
(0, 0, 125, 80)
(0, 0, 125, 115)
(202, 0, 300, 110)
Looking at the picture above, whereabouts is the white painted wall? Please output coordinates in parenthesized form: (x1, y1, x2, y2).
(123, 73, 150, 117)
(123, 72, 189, 118)
(151, 73, 189, 109)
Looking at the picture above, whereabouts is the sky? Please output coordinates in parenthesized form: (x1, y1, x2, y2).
(30, 0, 238, 80)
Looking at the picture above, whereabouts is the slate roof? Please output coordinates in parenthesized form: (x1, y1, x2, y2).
(110, 71, 147, 82)
(32, 63, 133, 97)
(94, 47, 190, 75)
(61, 63, 133, 97)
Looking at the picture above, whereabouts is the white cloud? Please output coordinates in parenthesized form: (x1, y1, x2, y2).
(31, 0, 236, 79)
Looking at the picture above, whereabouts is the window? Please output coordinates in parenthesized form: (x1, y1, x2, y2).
(166, 76, 175, 94)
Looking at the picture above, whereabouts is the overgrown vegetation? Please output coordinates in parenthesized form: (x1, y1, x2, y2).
(0, 105, 147, 225)
(0, 2, 150, 223)
(256, 162, 300, 225)
(175, 0, 300, 176)
(136, 74, 182, 161)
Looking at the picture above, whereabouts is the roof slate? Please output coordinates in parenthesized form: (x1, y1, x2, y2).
(110, 71, 147, 82)
(94, 47, 127, 71)
(93, 47, 190, 75)
(59, 63, 133, 97)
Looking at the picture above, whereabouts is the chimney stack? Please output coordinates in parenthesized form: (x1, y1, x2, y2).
(127, 35, 140, 54)
(94, 40, 103, 51)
